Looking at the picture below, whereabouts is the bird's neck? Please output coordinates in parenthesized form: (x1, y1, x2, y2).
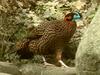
(64, 19, 75, 25)
(63, 19, 76, 33)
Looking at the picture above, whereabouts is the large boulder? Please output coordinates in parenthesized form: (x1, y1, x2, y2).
(76, 6, 100, 75)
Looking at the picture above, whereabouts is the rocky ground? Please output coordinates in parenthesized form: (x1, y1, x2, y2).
(0, 61, 76, 75)
(0, 0, 99, 75)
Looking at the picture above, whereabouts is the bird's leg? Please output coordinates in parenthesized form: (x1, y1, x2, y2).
(42, 56, 54, 66)
(56, 49, 69, 68)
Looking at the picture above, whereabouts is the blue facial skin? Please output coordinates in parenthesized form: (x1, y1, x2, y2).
(73, 12, 81, 21)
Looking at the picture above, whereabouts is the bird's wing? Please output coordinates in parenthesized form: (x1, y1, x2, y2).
(35, 21, 63, 50)
(27, 21, 54, 40)
(29, 26, 56, 53)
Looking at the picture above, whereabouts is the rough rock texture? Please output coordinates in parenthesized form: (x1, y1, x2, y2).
(76, 6, 100, 75)
(0, 61, 76, 75)
(0, 73, 12, 75)
(20, 63, 76, 75)
(0, 61, 22, 75)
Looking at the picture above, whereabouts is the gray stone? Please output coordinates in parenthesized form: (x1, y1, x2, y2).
(0, 73, 12, 75)
(20, 63, 76, 75)
(0, 61, 22, 75)
(76, 6, 100, 75)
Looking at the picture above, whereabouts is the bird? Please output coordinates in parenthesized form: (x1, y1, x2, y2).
(16, 12, 82, 68)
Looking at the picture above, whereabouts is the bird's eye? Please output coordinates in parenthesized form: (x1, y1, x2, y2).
(65, 16, 73, 21)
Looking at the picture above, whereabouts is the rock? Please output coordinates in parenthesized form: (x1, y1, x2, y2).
(0, 73, 12, 75)
(20, 63, 76, 75)
(76, 6, 100, 75)
(72, 0, 85, 10)
(0, 61, 22, 75)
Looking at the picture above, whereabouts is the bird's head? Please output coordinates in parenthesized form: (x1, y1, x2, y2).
(64, 12, 82, 22)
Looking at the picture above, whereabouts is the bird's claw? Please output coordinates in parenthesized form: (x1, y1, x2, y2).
(59, 60, 69, 68)
(43, 62, 54, 66)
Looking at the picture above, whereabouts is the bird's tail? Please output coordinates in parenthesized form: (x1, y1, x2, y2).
(8, 38, 31, 55)
(16, 38, 34, 59)
(16, 38, 31, 50)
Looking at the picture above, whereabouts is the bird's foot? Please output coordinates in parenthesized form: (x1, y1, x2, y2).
(43, 61, 55, 68)
(58, 60, 69, 68)
(43, 61, 54, 66)
(42, 56, 54, 66)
